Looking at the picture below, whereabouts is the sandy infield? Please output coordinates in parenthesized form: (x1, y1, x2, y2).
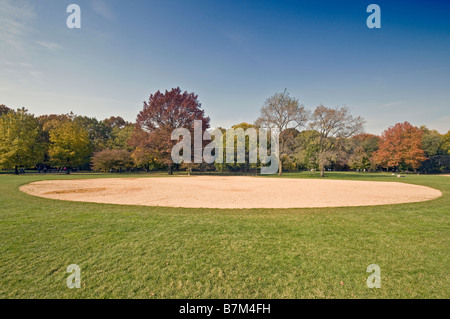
(19, 176, 442, 209)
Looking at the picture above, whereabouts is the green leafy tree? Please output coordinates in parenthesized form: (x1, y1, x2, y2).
(295, 130, 321, 170)
(74, 115, 109, 152)
(421, 126, 444, 157)
(347, 134, 380, 171)
(442, 131, 450, 155)
(226, 122, 259, 173)
(107, 123, 135, 151)
(348, 146, 371, 170)
(48, 120, 92, 173)
(0, 109, 44, 174)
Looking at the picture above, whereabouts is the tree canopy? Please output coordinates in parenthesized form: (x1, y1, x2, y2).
(129, 87, 210, 174)
(308, 105, 365, 177)
(373, 122, 427, 171)
(255, 90, 309, 175)
(0, 89, 447, 174)
(48, 120, 92, 171)
(0, 109, 44, 174)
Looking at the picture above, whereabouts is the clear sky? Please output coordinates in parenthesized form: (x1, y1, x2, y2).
(1, 0, 449, 134)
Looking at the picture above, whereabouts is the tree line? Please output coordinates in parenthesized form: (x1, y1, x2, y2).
(0, 88, 449, 175)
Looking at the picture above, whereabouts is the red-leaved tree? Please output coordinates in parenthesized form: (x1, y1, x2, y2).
(129, 87, 210, 174)
(373, 121, 426, 171)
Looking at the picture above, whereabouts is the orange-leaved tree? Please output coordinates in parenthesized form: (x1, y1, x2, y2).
(373, 121, 426, 171)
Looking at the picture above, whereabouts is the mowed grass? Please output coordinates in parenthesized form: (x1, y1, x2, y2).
(0, 172, 448, 299)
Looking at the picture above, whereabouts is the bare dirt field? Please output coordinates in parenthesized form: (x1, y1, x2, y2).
(19, 176, 442, 209)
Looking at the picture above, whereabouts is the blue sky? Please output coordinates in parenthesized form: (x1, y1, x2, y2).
(1, 0, 449, 134)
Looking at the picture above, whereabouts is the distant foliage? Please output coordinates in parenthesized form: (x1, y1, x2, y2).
(442, 131, 450, 155)
(92, 149, 133, 172)
(0, 92, 446, 174)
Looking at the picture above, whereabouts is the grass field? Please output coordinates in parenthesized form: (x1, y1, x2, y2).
(0, 172, 448, 298)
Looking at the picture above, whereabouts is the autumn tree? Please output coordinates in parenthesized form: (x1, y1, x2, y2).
(92, 149, 133, 173)
(373, 122, 426, 172)
(255, 90, 309, 176)
(103, 116, 127, 129)
(48, 120, 92, 173)
(0, 104, 11, 116)
(38, 114, 73, 166)
(129, 87, 210, 174)
(309, 105, 365, 177)
(0, 109, 44, 174)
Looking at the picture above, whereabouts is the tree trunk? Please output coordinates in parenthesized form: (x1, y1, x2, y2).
(321, 168, 325, 178)
(15, 166, 19, 175)
(278, 158, 283, 176)
(168, 164, 173, 175)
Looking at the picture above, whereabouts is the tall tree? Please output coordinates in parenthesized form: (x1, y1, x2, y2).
(255, 90, 309, 176)
(129, 87, 210, 174)
(0, 109, 44, 174)
(373, 122, 426, 171)
(309, 105, 365, 177)
(38, 114, 73, 167)
(48, 120, 92, 173)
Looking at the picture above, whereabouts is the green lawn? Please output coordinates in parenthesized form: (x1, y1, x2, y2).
(0, 172, 448, 298)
